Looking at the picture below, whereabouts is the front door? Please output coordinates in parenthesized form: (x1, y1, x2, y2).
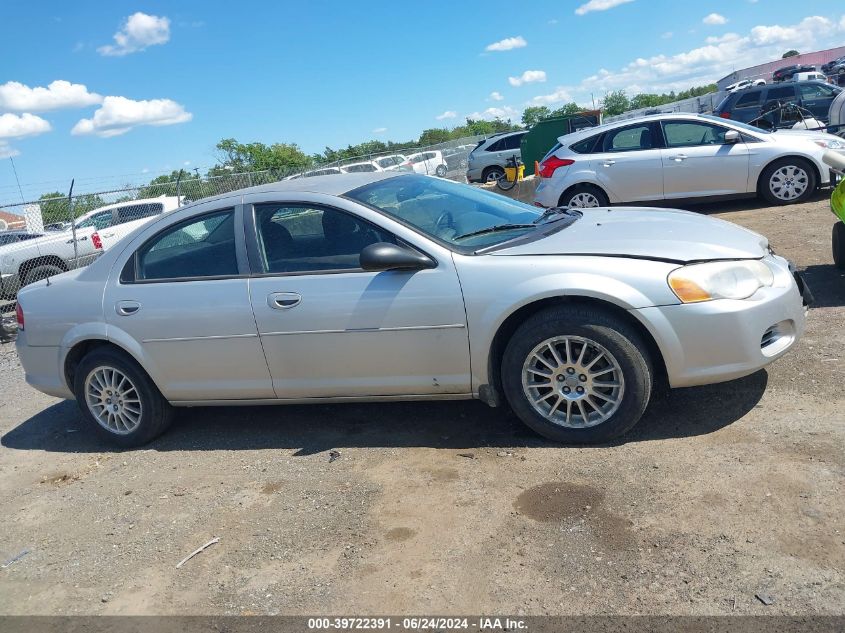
(103, 206, 273, 401)
(660, 120, 750, 198)
(592, 122, 664, 202)
(798, 82, 839, 119)
(246, 201, 471, 398)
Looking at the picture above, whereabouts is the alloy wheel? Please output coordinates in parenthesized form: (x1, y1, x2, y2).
(568, 192, 601, 208)
(769, 165, 809, 201)
(84, 366, 143, 434)
(521, 335, 625, 428)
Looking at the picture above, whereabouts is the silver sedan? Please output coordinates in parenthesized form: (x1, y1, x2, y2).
(534, 113, 845, 209)
(15, 173, 809, 446)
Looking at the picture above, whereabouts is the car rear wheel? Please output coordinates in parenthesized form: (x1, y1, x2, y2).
(483, 166, 505, 183)
(559, 184, 609, 208)
(435, 164, 447, 177)
(501, 305, 652, 444)
(74, 348, 174, 447)
(833, 221, 845, 270)
(758, 158, 816, 205)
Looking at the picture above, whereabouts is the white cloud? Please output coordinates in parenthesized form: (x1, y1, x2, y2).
(489, 91, 504, 101)
(548, 19, 558, 25)
(0, 113, 52, 140)
(529, 87, 574, 106)
(567, 14, 845, 99)
(508, 70, 547, 87)
(183, 160, 191, 166)
(0, 143, 20, 159)
(435, 110, 457, 120)
(0, 80, 102, 112)
(98, 12, 171, 56)
(71, 96, 192, 137)
(575, 0, 635, 16)
(467, 106, 519, 121)
(661, 31, 673, 39)
(703, 13, 728, 25)
(485, 36, 527, 52)
(372, 126, 387, 133)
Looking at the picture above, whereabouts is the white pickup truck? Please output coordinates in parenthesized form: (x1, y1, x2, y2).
(0, 196, 180, 299)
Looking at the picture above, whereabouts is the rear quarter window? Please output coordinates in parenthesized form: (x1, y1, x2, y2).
(570, 136, 600, 154)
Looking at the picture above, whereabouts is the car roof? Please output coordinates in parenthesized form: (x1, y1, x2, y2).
(186, 172, 403, 207)
(557, 112, 715, 144)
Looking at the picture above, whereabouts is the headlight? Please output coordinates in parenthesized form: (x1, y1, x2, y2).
(668, 260, 774, 303)
(814, 138, 845, 149)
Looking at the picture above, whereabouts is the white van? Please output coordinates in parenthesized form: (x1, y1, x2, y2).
(791, 72, 828, 83)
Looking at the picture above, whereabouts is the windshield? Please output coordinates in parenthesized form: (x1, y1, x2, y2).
(701, 114, 773, 134)
(346, 174, 558, 251)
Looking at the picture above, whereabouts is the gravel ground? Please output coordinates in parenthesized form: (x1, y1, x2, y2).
(0, 193, 843, 616)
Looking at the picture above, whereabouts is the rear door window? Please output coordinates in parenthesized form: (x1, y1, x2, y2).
(602, 124, 655, 152)
(734, 91, 762, 108)
(765, 86, 798, 102)
(136, 209, 238, 281)
(115, 202, 164, 225)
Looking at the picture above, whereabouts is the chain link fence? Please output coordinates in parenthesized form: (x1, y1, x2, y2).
(0, 134, 491, 319)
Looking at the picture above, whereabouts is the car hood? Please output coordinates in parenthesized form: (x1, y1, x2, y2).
(494, 208, 768, 263)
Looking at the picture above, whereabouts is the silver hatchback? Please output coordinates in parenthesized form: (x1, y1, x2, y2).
(16, 173, 808, 446)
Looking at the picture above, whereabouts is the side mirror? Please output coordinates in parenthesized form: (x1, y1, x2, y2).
(724, 129, 741, 144)
(360, 242, 435, 272)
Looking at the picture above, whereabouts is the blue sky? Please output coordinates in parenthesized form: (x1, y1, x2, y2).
(1, 0, 844, 201)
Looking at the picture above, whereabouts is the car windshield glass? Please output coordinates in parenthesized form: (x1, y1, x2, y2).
(701, 115, 772, 134)
(346, 174, 562, 251)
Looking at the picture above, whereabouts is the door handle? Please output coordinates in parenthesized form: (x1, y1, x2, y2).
(115, 300, 141, 316)
(671, 154, 688, 162)
(101, 232, 115, 238)
(268, 292, 302, 310)
(602, 160, 616, 167)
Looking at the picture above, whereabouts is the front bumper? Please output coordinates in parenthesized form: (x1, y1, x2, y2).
(634, 257, 808, 388)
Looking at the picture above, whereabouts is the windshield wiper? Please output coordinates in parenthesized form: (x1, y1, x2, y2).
(533, 206, 578, 224)
(453, 223, 537, 241)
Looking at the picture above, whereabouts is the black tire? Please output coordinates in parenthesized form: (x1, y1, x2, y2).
(73, 347, 174, 448)
(559, 184, 610, 209)
(483, 166, 505, 183)
(757, 157, 816, 205)
(501, 305, 653, 444)
(22, 263, 64, 287)
(833, 221, 845, 270)
(435, 164, 447, 177)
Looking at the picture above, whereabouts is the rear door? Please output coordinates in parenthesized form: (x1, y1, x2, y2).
(592, 122, 664, 202)
(103, 203, 274, 401)
(660, 120, 750, 198)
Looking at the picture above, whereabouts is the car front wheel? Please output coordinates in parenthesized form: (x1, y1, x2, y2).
(74, 347, 174, 447)
(501, 305, 652, 444)
(758, 158, 816, 205)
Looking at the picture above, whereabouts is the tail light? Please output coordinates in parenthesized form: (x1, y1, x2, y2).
(718, 112, 731, 119)
(538, 156, 575, 179)
(15, 303, 24, 331)
(92, 232, 103, 250)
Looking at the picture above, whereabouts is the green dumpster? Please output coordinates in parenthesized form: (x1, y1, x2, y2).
(520, 112, 601, 176)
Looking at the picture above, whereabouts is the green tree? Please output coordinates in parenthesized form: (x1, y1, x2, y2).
(418, 128, 452, 146)
(37, 192, 71, 225)
(551, 103, 584, 117)
(213, 138, 313, 174)
(782, 50, 799, 58)
(522, 106, 552, 127)
(601, 90, 631, 116)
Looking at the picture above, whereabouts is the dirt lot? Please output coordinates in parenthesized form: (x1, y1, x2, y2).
(0, 193, 843, 616)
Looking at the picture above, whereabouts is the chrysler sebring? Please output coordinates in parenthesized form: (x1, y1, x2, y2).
(16, 173, 809, 446)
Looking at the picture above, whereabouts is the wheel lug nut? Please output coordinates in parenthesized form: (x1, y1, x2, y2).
(556, 375, 564, 382)
(567, 368, 575, 375)
(576, 386, 585, 394)
(562, 387, 571, 394)
(579, 374, 587, 382)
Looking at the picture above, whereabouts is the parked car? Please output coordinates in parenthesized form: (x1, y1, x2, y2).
(791, 71, 828, 83)
(725, 78, 766, 93)
(372, 155, 408, 171)
(533, 113, 845, 209)
(16, 172, 809, 447)
(466, 131, 528, 182)
(340, 161, 384, 173)
(773, 64, 815, 82)
(442, 147, 470, 171)
(401, 151, 448, 177)
(0, 196, 179, 298)
(714, 80, 842, 124)
(0, 230, 43, 246)
(821, 56, 845, 74)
